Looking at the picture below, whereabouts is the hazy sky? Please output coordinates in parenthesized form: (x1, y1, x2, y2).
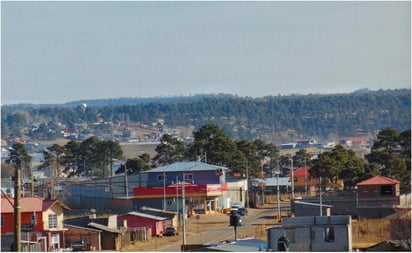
(1, 1, 411, 105)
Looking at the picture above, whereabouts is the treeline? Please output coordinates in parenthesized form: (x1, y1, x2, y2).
(1, 89, 410, 141)
(5, 124, 410, 192)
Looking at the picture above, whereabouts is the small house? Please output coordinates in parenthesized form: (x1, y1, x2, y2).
(64, 215, 125, 251)
(117, 211, 167, 236)
(1, 195, 70, 251)
(356, 176, 400, 197)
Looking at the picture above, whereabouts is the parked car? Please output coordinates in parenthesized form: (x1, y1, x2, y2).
(71, 240, 86, 251)
(163, 227, 178, 236)
(238, 208, 248, 216)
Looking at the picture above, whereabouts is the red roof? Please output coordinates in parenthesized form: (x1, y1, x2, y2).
(341, 137, 366, 143)
(1, 197, 70, 213)
(357, 176, 400, 186)
(293, 167, 310, 177)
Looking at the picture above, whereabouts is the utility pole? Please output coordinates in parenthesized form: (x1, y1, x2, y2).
(124, 163, 129, 212)
(163, 171, 166, 211)
(182, 177, 187, 248)
(176, 177, 179, 227)
(31, 165, 34, 197)
(290, 156, 295, 200)
(319, 176, 323, 216)
(304, 157, 307, 196)
(13, 156, 22, 252)
(245, 160, 249, 208)
(276, 170, 281, 221)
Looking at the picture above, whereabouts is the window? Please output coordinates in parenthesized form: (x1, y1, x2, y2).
(31, 213, 37, 225)
(157, 174, 166, 181)
(48, 214, 57, 229)
(381, 185, 393, 195)
(1, 215, 4, 227)
(184, 174, 193, 181)
(324, 227, 335, 242)
(51, 233, 60, 249)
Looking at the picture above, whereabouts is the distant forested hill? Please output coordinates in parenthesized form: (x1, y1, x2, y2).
(1, 89, 410, 142)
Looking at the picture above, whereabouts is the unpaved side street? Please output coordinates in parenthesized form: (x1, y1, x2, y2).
(122, 203, 282, 252)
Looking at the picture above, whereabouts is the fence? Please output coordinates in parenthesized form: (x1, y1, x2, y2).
(129, 227, 148, 243)
(21, 241, 42, 252)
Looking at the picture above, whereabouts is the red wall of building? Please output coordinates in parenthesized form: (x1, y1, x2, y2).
(1, 213, 14, 234)
(118, 215, 165, 236)
(1, 212, 43, 234)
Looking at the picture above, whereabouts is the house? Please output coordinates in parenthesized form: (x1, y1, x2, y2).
(133, 162, 233, 214)
(355, 176, 401, 218)
(267, 215, 352, 251)
(340, 137, 366, 147)
(1, 195, 70, 251)
(140, 206, 178, 228)
(291, 167, 313, 195)
(356, 175, 400, 197)
(146, 161, 227, 187)
(117, 211, 166, 236)
(292, 167, 344, 196)
(64, 215, 125, 251)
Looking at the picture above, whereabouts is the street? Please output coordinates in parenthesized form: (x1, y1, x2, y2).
(149, 203, 287, 252)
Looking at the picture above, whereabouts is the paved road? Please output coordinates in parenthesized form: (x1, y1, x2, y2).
(156, 204, 288, 251)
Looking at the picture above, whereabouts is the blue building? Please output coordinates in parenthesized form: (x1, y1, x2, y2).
(146, 161, 226, 187)
(133, 162, 237, 214)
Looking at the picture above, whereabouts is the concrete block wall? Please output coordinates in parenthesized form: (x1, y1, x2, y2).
(311, 225, 351, 252)
(267, 215, 352, 252)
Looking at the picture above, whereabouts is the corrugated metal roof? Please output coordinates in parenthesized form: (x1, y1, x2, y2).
(198, 239, 266, 252)
(148, 162, 227, 173)
(294, 200, 333, 208)
(140, 206, 177, 215)
(126, 211, 167, 221)
(87, 222, 122, 233)
(357, 176, 400, 186)
(64, 223, 102, 232)
(253, 177, 291, 187)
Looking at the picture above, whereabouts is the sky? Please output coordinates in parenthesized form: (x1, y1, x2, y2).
(1, 1, 411, 105)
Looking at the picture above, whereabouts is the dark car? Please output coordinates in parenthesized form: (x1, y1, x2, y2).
(163, 227, 178, 236)
(71, 240, 86, 251)
(237, 208, 248, 216)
